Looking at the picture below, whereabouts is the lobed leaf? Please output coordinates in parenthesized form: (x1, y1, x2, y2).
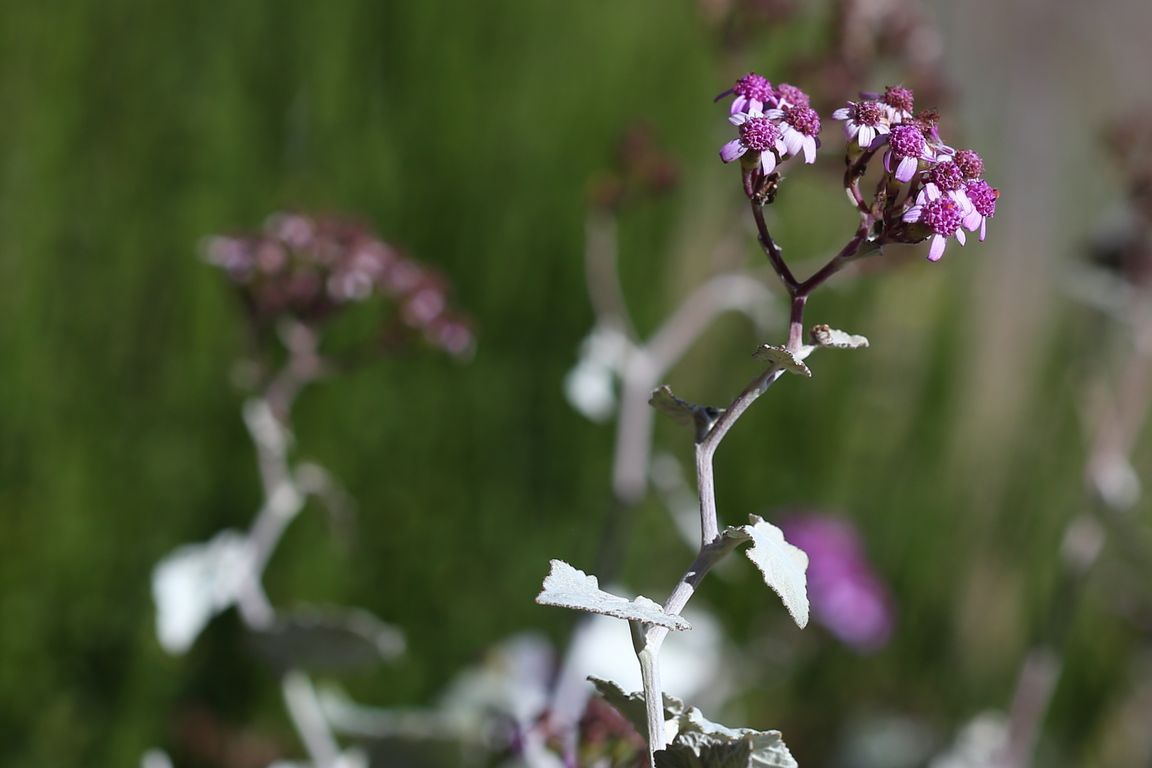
(753, 345, 811, 377)
(589, 676, 686, 737)
(535, 560, 691, 630)
(250, 606, 405, 672)
(739, 516, 809, 629)
(808, 324, 869, 350)
(656, 707, 798, 767)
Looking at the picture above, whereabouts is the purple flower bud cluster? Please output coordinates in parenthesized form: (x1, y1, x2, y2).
(779, 515, 894, 653)
(717, 75, 999, 262)
(204, 212, 474, 357)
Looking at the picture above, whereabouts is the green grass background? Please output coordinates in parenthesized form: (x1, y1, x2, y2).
(1, 1, 1150, 766)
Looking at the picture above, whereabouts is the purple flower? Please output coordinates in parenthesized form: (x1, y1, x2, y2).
(923, 159, 972, 213)
(884, 124, 933, 182)
(881, 85, 915, 124)
(772, 83, 811, 109)
(780, 516, 894, 653)
(720, 109, 787, 174)
(903, 187, 967, 261)
(765, 104, 822, 163)
(953, 149, 985, 180)
(962, 179, 999, 240)
(716, 72, 773, 115)
(832, 100, 889, 148)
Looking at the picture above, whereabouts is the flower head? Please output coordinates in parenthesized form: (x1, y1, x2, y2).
(953, 149, 985, 180)
(903, 189, 967, 261)
(924, 159, 972, 212)
(882, 85, 915, 123)
(772, 83, 811, 109)
(884, 124, 932, 182)
(720, 108, 787, 174)
(832, 99, 890, 148)
(717, 72, 773, 115)
(962, 179, 999, 240)
(765, 104, 822, 163)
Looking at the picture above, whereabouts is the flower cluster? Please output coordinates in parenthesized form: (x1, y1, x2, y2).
(204, 212, 474, 357)
(717, 75, 999, 262)
(718, 77, 822, 173)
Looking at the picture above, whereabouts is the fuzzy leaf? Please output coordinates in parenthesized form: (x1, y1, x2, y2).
(650, 386, 724, 437)
(740, 516, 809, 629)
(536, 561, 691, 630)
(649, 385, 700, 428)
(753, 345, 811, 377)
(809, 324, 869, 350)
(656, 708, 798, 768)
(250, 606, 405, 672)
(152, 530, 249, 654)
(589, 677, 686, 737)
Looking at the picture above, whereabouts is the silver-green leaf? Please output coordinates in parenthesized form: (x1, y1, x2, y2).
(753, 345, 811, 377)
(739, 516, 809, 629)
(535, 561, 691, 630)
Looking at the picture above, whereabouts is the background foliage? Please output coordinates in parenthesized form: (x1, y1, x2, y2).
(2, 1, 1151, 766)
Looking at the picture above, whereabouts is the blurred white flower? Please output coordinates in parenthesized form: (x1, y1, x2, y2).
(563, 326, 631, 422)
(151, 530, 250, 654)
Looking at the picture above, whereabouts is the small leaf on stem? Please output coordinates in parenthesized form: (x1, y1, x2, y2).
(655, 706, 798, 768)
(536, 561, 692, 630)
(809, 324, 869, 350)
(650, 385, 724, 435)
(739, 516, 810, 629)
(250, 606, 405, 672)
(753, 345, 811, 377)
(590, 676, 686, 737)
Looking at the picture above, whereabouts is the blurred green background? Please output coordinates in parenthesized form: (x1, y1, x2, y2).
(2, 0, 1151, 766)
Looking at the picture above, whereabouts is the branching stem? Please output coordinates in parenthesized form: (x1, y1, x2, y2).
(632, 210, 871, 765)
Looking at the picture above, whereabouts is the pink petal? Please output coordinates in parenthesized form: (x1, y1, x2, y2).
(963, 210, 982, 231)
(720, 139, 747, 163)
(857, 125, 875, 147)
(895, 155, 918, 182)
(924, 184, 941, 201)
(832, 107, 851, 120)
(980, 219, 987, 241)
(955, 228, 966, 246)
(928, 235, 947, 261)
(902, 205, 923, 223)
(749, 98, 763, 113)
(760, 151, 777, 174)
(802, 136, 817, 163)
(731, 96, 748, 115)
(783, 128, 804, 156)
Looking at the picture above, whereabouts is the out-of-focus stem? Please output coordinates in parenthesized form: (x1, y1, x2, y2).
(232, 326, 343, 768)
(284, 672, 343, 768)
(585, 211, 637, 340)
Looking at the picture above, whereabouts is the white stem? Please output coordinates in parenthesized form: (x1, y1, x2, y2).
(633, 365, 785, 765)
(638, 646, 666, 761)
(283, 671, 343, 768)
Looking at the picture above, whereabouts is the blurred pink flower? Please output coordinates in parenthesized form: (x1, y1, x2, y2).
(780, 515, 894, 652)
